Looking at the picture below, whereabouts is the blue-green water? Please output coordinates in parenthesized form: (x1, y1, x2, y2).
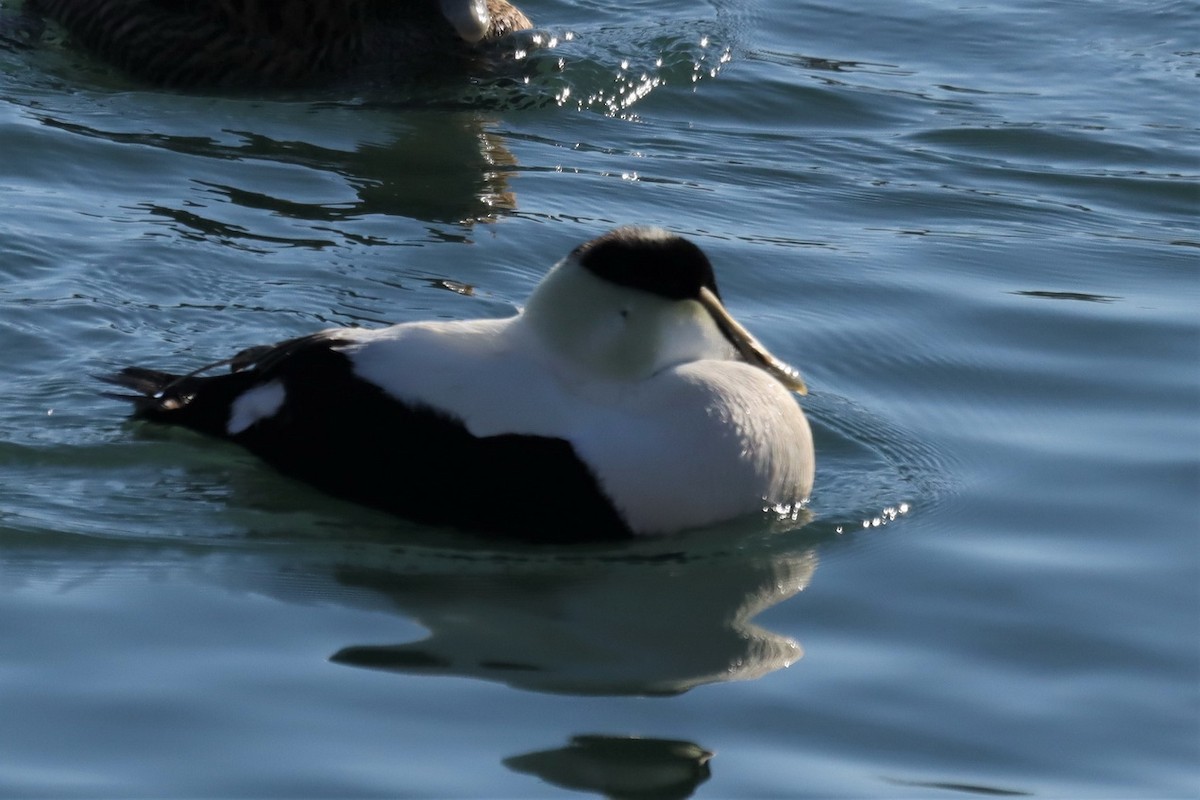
(1, 0, 1197, 797)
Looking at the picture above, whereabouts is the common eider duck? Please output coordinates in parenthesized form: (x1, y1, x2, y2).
(28, 0, 533, 87)
(103, 227, 815, 541)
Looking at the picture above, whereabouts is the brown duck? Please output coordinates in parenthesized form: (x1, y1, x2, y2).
(27, 0, 533, 88)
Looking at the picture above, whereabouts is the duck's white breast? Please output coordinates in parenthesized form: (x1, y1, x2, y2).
(571, 362, 814, 533)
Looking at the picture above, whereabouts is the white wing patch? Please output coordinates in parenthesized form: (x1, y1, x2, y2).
(227, 380, 287, 435)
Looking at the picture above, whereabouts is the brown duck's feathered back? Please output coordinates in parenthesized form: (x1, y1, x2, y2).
(30, 0, 532, 88)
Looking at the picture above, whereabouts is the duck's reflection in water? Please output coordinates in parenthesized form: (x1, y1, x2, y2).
(324, 526, 817, 697)
(235, 109, 520, 225)
(0, 512, 822, 796)
(36, 108, 519, 233)
(504, 735, 712, 800)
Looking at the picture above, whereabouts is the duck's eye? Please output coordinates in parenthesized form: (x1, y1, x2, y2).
(619, 308, 630, 319)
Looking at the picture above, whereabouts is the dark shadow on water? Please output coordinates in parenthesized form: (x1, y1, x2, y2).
(882, 777, 1033, 797)
(1011, 289, 1119, 304)
(505, 734, 712, 800)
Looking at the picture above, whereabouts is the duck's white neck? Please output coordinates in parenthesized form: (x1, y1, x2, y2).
(521, 260, 738, 385)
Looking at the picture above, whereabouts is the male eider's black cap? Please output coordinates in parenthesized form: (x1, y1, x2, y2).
(572, 227, 722, 301)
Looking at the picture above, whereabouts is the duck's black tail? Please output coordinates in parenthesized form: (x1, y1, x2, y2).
(100, 364, 259, 439)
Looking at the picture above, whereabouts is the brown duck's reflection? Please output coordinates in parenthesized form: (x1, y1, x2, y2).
(39, 109, 518, 229)
(504, 735, 713, 800)
(324, 530, 818, 697)
(215, 110, 520, 225)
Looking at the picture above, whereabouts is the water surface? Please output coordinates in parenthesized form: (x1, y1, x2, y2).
(1, 0, 1197, 796)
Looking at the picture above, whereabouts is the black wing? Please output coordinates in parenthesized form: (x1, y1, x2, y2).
(102, 331, 632, 541)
